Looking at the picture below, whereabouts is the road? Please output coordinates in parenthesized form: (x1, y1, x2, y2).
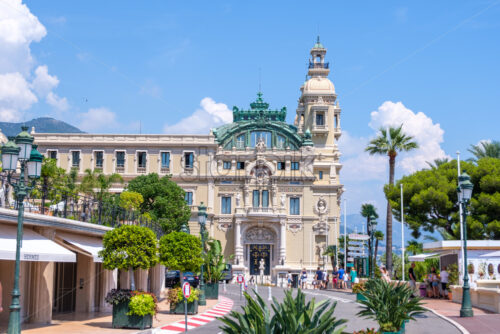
(188, 284, 462, 334)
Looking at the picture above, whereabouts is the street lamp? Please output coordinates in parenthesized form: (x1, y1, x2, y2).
(367, 214, 377, 278)
(457, 171, 473, 318)
(197, 202, 208, 306)
(1, 127, 42, 334)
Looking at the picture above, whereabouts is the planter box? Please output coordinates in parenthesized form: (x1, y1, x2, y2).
(382, 321, 406, 334)
(112, 300, 153, 329)
(170, 300, 199, 314)
(205, 283, 219, 299)
(356, 292, 367, 302)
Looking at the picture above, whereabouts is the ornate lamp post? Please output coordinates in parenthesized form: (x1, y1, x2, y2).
(367, 214, 377, 278)
(458, 172, 474, 318)
(197, 202, 208, 306)
(1, 127, 42, 334)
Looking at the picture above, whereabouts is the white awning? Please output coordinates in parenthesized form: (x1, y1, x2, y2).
(58, 232, 103, 262)
(408, 253, 441, 262)
(480, 251, 500, 257)
(0, 225, 76, 262)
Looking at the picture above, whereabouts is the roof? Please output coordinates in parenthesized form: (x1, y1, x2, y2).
(423, 240, 500, 251)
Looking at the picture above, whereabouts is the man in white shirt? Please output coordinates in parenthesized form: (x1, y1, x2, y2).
(440, 266, 449, 298)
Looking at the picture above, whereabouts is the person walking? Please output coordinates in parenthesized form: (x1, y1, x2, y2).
(300, 268, 307, 289)
(338, 266, 345, 289)
(287, 271, 293, 289)
(314, 267, 323, 290)
(440, 266, 449, 298)
(381, 266, 391, 282)
(344, 270, 350, 289)
(409, 262, 417, 297)
(332, 267, 339, 289)
(430, 267, 439, 298)
(350, 267, 358, 285)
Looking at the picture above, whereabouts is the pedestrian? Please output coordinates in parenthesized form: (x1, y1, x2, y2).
(430, 267, 439, 298)
(440, 266, 449, 298)
(322, 269, 328, 289)
(380, 266, 391, 282)
(409, 262, 417, 297)
(332, 267, 338, 289)
(314, 267, 323, 290)
(300, 268, 307, 289)
(350, 267, 358, 285)
(287, 271, 293, 289)
(338, 266, 345, 289)
(344, 270, 350, 289)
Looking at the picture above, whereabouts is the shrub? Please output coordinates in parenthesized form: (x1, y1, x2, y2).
(352, 282, 365, 294)
(353, 329, 377, 334)
(127, 292, 158, 317)
(105, 289, 132, 305)
(159, 232, 203, 273)
(166, 287, 199, 304)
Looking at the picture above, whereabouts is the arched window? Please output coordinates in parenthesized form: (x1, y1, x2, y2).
(236, 134, 245, 149)
(250, 131, 271, 147)
(276, 135, 286, 149)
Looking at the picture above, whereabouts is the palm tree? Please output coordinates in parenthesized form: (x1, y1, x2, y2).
(373, 230, 384, 266)
(425, 157, 449, 169)
(365, 124, 418, 273)
(79, 168, 123, 201)
(406, 240, 423, 255)
(468, 140, 500, 161)
(361, 203, 379, 274)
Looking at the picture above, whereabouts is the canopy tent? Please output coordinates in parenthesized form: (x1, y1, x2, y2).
(480, 251, 500, 258)
(57, 232, 103, 263)
(0, 225, 75, 262)
(408, 253, 441, 262)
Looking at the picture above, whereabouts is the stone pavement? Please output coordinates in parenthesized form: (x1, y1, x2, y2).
(423, 298, 499, 334)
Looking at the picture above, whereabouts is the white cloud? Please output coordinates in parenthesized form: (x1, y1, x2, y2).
(163, 97, 232, 134)
(77, 107, 118, 132)
(369, 101, 448, 172)
(0, 0, 69, 120)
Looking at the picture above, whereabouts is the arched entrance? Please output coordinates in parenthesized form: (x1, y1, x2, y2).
(243, 226, 276, 276)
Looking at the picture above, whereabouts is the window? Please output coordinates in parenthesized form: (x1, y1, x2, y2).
(319, 171, 323, 180)
(253, 190, 260, 208)
(116, 152, 125, 168)
(47, 150, 57, 160)
(184, 152, 194, 169)
(277, 162, 285, 170)
(137, 152, 147, 168)
(185, 192, 193, 205)
(223, 161, 231, 169)
(262, 190, 269, 208)
(221, 196, 231, 214)
(237, 161, 245, 170)
(71, 151, 80, 167)
(290, 198, 300, 215)
(291, 162, 299, 170)
(161, 152, 170, 168)
(236, 134, 245, 149)
(334, 114, 339, 128)
(94, 151, 103, 168)
(316, 113, 324, 126)
(276, 135, 286, 149)
(250, 131, 271, 148)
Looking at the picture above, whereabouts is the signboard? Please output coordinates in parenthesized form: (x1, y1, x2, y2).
(348, 252, 366, 258)
(347, 246, 365, 252)
(347, 257, 354, 262)
(349, 233, 369, 241)
(237, 274, 244, 283)
(346, 263, 354, 267)
(182, 282, 191, 299)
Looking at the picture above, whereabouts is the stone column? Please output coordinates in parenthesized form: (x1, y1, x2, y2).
(28, 261, 54, 324)
(75, 254, 96, 313)
(119, 269, 130, 289)
(235, 220, 243, 266)
(99, 269, 117, 312)
(280, 221, 286, 265)
(149, 264, 166, 298)
(134, 269, 148, 292)
(244, 185, 250, 209)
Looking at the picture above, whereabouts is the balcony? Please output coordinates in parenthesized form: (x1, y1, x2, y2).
(137, 166, 147, 174)
(312, 124, 329, 135)
(308, 62, 329, 69)
(247, 207, 275, 216)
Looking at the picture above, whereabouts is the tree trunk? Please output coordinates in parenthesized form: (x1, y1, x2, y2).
(374, 239, 379, 268)
(130, 267, 136, 290)
(386, 154, 396, 275)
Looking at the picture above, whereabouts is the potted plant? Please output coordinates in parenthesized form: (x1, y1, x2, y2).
(99, 225, 159, 329)
(352, 282, 367, 302)
(357, 279, 425, 334)
(167, 287, 200, 314)
(204, 239, 228, 299)
(105, 290, 158, 329)
(446, 264, 459, 300)
(159, 231, 203, 314)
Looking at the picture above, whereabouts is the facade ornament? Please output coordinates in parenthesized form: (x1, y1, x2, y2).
(287, 220, 303, 234)
(280, 193, 286, 208)
(315, 196, 328, 214)
(235, 193, 241, 207)
(245, 227, 274, 242)
(255, 137, 266, 153)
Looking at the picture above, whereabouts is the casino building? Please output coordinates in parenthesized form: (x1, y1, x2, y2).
(34, 38, 343, 280)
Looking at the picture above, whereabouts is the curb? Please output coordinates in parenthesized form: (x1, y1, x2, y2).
(423, 306, 470, 334)
(151, 297, 234, 333)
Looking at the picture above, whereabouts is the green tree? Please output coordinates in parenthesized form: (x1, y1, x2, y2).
(119, 191, 144, 211)
(406, 240, 423, 255)
(373, 230, 384, 265)
(79, 168, 123, 201)
(426, 158, 450, 169)
(99, 225, 159, 290)
(385, 158, 500, 240)
(468, 140, 500, 161)
(159, 231, 203, 281)
(204, 239, 228, 283)
(366, 125, 418, 273)
(38, 158, 66, 213)
(127, 173, 191, 234)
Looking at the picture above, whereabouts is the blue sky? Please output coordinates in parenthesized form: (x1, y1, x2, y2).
(1, 0, 499, 219)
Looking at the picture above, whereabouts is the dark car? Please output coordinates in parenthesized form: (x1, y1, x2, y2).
(165, 270, 180, 288)
(221, 264, 233, 283)
(182, 272, 199, 288)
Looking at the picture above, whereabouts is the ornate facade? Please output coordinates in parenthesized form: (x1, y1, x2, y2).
(34, 39, 343, 279)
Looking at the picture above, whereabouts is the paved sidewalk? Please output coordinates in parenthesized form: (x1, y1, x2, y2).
(423, 298, 499, 334)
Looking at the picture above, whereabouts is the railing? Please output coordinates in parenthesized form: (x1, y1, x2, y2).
(248, 207, 273, 214)
(308, 62, 329, 69)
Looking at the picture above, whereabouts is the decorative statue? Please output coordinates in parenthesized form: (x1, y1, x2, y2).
(259, 258, 266, 278)
(280, 193, 286, 208)
(235, 193, 241, 207)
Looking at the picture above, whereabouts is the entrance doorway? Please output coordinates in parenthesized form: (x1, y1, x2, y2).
(53, 262, 76, 313)
(249, 244, 271, 275)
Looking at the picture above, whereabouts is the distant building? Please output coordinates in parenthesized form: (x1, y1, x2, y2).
(34, 38, 343, 280)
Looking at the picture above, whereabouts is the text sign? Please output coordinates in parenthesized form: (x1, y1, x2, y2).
(182, 282, 191, 299)
(348, 247, 364, 252)
(349, 233, 369, 241)
(237, 274, 244, 283)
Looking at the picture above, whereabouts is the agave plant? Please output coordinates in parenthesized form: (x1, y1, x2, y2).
(219, 289, 346, 334)
(357, 279, 425, 333)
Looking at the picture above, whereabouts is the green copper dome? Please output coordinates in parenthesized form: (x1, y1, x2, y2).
(313, 36, 324, 49)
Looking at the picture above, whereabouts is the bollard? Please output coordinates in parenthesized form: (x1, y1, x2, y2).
(223, 280, 227, 292)
(268, 286, 272, 301)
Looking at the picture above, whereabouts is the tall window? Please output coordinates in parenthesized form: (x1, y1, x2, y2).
(316, 113, 324, 126)
(184, 152, 194, 169)
(47, 150, 57, 160)
(250, 131, 271, 147)
(185, 192, 193, 205)
(291, 162, 299, 170)
(223, 161, 231, 169)
(236, 162, 245, 170)
(236, 134, 245, 149)
(290, 197, 300, 215)
(276, 135, 286, 149)
(221, 196, 231, 214)
(137, 152, 147, 168)
(253, 190, 260, 208)
(161, 152, 170, 168)
(116, 151, 125, 168)
(71, 151, 80, 168)
(262, 190, 269, 208)
(277, 162, 285, 170)
(95, 151, 103, 168)
(319, 171, 323, 179)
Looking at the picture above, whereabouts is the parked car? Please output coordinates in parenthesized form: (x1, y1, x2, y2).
(183, 272, 199, 288)
(165, 271, 200, 288)
(221, 264, 233, 283)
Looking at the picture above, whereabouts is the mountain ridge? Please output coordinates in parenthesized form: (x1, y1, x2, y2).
(0, 117, 83, 137)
